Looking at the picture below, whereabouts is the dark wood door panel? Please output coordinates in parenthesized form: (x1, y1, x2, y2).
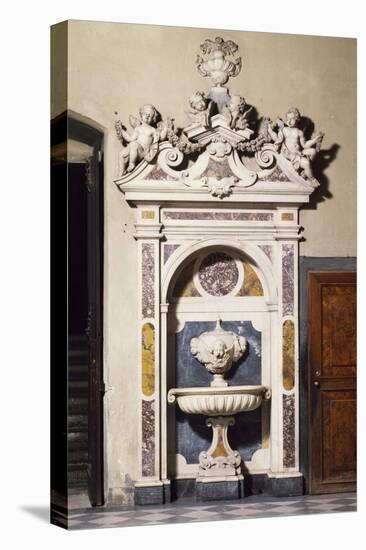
(321, 389, 356, 483)
(321, 284, 356, 375)
(308, 271, 356, 494)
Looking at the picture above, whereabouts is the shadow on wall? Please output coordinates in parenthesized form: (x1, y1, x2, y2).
(300, 115, 340, 210)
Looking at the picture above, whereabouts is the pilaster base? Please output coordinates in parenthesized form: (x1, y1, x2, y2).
(196, 477, 244, 501)
(134, 481, 171, 505)
(268, 473, 304, 497)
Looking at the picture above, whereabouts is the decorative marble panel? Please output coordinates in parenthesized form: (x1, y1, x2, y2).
(259, 245, 273, 262)
(282, 244, 294, 317)
(172, 260, 201, 298)
(174, 321, 262, 464)
(198, 252, 239, 296)
(142, 323, 155, 397)
(282, 320, 295, 391)
(237, 262, 264, 296)
(283, 394, 295, 468)
(142, 400, 155, 477)
(163, 211, 273, 221)
(142, 243, 155, 318)
(163, 243, 180, 264)
(141, 210, 155, 220)
(202, 157, 233, 179)
(143, 166, 178, 180)
(260, 165, 290, 182)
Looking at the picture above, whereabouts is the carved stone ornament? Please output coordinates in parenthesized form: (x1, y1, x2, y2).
(190, 318, 246, 386)
(196, 37, 242, 88)
(198, 416, 242, 477)
(114, 36, 325, 197)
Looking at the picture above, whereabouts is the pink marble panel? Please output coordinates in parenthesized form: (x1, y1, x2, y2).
(198, 252, 239, 296)
(142, 243, 155, 318)
(142, 400, 155, 477)
(282, 244, 294, 316)
(259, 245, 273, 262)
(283, 394, 295, 468)
(164, 211, 273, 221)
(163, 243, 180, 264)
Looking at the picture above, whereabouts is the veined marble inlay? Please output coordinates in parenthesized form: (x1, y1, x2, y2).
(163, 243, 180, 264)
(202, 157, 233, 179)
(142, 243, 155, 318)
(142, 323, 155, 397)
(163, 211, 273, 221)
(283, 394, 295, 468)
(261, 165, 290, 182)
(283, 320, 295, 391)
(237, 262, 264, 296)
(142, 400, 155, 477)
(172, 259, 201, 297)
(143, 165, 178, 181)
(282, 244, 294, 317)
(259, 245, 273, 262)
(198, 252, 239, 296)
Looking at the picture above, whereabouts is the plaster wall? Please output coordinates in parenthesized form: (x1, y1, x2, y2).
(51, 20, 356, 490)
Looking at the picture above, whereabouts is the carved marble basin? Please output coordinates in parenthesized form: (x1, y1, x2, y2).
(167, 385, 270, 416)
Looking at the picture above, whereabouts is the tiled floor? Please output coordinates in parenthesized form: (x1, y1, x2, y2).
(68, 492, 356, 530)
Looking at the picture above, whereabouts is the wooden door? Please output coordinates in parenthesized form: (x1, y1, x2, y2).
(308, 272, 356, 494)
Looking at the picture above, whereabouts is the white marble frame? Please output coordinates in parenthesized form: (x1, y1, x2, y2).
(132, 203, 302, 491)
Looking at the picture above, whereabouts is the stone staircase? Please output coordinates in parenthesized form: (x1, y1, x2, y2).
(68, 335, 89, 488)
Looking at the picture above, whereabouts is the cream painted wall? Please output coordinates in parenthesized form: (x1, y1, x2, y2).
(52, 20, 356, 491)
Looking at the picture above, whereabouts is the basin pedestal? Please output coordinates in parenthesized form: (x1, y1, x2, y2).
(198, 416, 240, 478)
(196, 415, 244, 501)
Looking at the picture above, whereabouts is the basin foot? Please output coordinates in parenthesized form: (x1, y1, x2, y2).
(198, 416, 242, 478)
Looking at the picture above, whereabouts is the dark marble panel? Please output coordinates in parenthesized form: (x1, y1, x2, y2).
(269, 475, 304, 497)
(283, 394, 295, 468)
(282, 244, 294, 316)
(141, 243, 155, 318)
(142, 400, 155, 477)
(134, 485, 165, 505)
(175, 321, 262, 464)
(196, 479, 244, 501)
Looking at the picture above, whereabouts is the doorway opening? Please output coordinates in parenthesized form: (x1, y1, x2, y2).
(51, 112, 105, 512)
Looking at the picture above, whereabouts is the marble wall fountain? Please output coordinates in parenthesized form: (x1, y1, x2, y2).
(114, 35, 323, 504)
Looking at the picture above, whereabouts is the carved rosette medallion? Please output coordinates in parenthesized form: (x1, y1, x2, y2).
(198, 252, 239, 296)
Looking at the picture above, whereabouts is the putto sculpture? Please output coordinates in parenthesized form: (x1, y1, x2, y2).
(267, 107, 324, 186)
(222, 94, 252, 130)
(185, 91, 213, 127)
(115, 104, 172, 175)
(190, 318, 247, 386)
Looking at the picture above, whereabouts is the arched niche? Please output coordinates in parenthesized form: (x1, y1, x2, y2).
(161, 240, 276, 481)
(162, 239, 278, 307)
